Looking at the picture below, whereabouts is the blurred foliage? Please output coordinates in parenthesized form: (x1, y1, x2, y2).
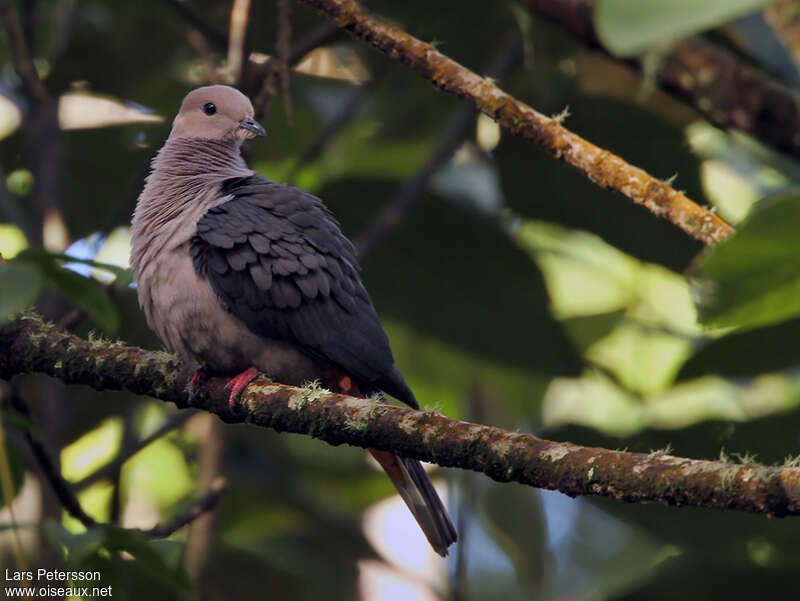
(1, 0, 800, 599)
(596, 0, 777, 56)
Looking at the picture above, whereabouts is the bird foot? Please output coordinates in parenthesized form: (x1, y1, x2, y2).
(224, 367, 259, 410)
(187, 366, 208, 404)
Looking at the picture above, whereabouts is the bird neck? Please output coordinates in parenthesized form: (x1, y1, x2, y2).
(131, 137, 255, 278)
(150, 137, 253, 180)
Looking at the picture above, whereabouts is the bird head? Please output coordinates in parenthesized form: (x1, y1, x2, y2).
(169, 85, 267, 144)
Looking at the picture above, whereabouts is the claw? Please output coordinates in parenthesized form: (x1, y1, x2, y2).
(224, 366, 259, 410)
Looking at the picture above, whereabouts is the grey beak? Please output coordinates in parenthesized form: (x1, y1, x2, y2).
(239, 117, 267, 137)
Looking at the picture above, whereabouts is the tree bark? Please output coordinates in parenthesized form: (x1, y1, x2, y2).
(3, 314, 800, 518)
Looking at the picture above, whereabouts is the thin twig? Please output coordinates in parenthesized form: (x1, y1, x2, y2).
(73, 411, 194, 491)
(0, 0, 48, 104)
(356, 36, 522, 258)
(161, 0, 228, 49)
(286, 69, 385, 184)
(182, 415, 224, 581)
(251, 22, 341, 120)
(276, 0, 293, 122)
(110, 405, 138, 525)
(299, 0, 734, 245)
(145, 476, 227, 538)
(7, 387, 222, 538)
(227, 0, 252, 84)
(8, 393, 96, 529)
(5, 314, 800, 518)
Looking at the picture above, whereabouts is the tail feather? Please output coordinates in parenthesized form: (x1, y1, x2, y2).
(330, 372, 457, 556)
(370, 449, 457, 556)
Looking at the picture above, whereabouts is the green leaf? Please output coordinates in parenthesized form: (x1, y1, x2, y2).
(17, 249, 120, 332)
(0, 260, 43, 323)
(43, 521, 191, 594)
(595, 0, 777, 56)
(695, 189, 800, 330)
(0, 440, 24, 509)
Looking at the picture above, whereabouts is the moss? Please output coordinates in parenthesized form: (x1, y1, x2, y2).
(344, 417, 369, 433)
(290, 380, 331, 410)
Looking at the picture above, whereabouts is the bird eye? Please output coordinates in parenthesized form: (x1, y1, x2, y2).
(202, 102, 217, 116)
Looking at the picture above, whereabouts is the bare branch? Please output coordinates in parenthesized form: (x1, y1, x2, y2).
(3, 314, 800, 518)
(145, 477, 227, 538)
(227, 0, 252, 84)
(0, 0, 48, 105)
(73, 412, 194, 491)
(8, 393, 96, 529)
(298, 0, 734, 245)
(355, 36, 522, 259)
(161, 0, 229, 49)
(6, 381, 223, 538)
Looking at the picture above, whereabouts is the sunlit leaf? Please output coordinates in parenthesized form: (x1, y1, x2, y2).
(58, 92, 164, 130)
(61, 418, 123, 482)
(595, 0, 776, 56)
(5, 169, 33, 196)
(0, 94, 21, 139)
(694, 189, 800, 330)
(586, 321, 692, 396)
(542, 373, 645, 436)
(0, 224, 29, 259)
(121, 437, 194, 511)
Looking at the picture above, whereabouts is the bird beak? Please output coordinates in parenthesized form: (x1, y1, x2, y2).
(238, 117, 267, 137)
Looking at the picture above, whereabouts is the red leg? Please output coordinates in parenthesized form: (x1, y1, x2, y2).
(187, 366, 207, 401)
(224, 366, 259, 410)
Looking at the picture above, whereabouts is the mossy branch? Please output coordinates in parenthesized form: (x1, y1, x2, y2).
(298, 0, 734, 245)
(3, 314, 800, 518)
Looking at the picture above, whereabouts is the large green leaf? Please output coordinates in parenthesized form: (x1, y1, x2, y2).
(694, 189, 800, 330)
(595, 0, 778, 56)
(0, 260, 44, 323)
(17, 249, 120, 332)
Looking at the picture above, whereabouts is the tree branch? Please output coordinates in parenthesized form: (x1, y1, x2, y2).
(520, 0, 800, 162)
(356, 36, 521, 259)
(0, 0, 48, 105)
(3, 313, 800, 518)
(144, 477, 227, 538)
(297, 0, 733, 246)
(161, 0, 229, 49)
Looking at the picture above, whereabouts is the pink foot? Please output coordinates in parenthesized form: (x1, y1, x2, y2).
(224, 367, 259, 410)
(187, 366, 208, 402)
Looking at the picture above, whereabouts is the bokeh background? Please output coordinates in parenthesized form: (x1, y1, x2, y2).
(2, 0, 800, 599)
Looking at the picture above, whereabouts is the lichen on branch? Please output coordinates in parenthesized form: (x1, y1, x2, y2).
(3, 313, 800, 518)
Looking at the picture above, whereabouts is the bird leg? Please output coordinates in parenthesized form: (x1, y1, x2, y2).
(224, 366, 259, 409)
(187, 366, 208, 403)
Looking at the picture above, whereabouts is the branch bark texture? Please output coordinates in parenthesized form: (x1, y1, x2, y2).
(3, 314, 800, 518)
(298, 0, 733, 246)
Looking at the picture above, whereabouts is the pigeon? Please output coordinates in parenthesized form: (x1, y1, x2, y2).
(130, 85, 457, 556)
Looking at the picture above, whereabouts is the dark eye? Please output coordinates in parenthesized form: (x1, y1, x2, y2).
(202, 102, 217, 116)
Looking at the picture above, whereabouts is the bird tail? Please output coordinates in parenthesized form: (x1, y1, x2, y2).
(369, 448, 458, 557)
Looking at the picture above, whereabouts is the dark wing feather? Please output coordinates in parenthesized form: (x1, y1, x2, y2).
(191, 176, 416, 406)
